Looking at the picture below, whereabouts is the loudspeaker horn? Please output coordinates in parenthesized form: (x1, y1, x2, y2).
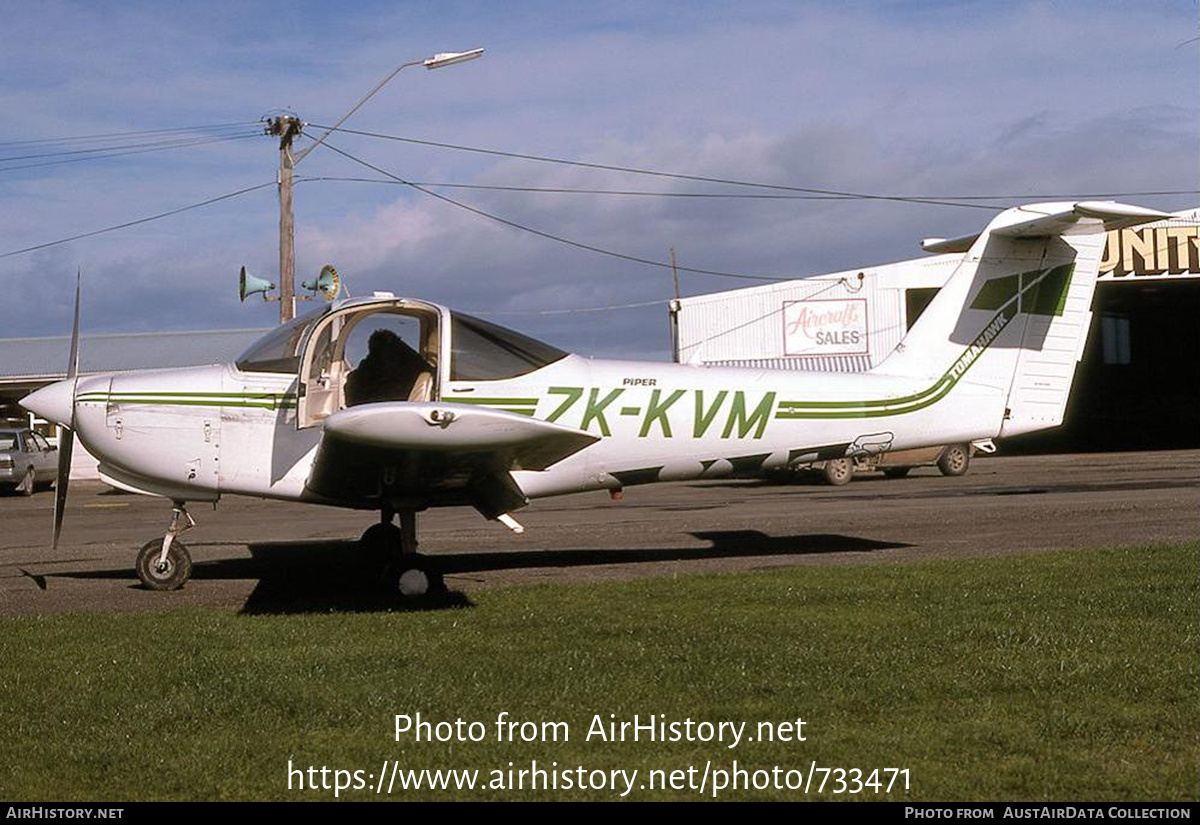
(302, 265, 341, 301)
(239, 266, 276, 302)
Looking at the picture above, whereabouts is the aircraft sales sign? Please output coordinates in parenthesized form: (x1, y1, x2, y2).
(782, 298, 868, 357)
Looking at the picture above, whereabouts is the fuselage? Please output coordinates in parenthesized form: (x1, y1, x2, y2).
(58, 349, 1005, 507)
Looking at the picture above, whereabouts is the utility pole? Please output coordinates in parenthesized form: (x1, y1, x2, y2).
(668, 247, 682, 362)
(669, 247, 681, 300)
(266, 115, 302, 324)
(261, 49, 482, 325)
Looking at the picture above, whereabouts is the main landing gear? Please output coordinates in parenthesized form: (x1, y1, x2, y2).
(359, 507, 445, 597)
(132, 501, 447, 597)
(136, 502, 195, 591)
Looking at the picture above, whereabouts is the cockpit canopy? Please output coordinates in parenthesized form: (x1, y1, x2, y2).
(235, 309, 316, 374)
(235, 300, 568, 382)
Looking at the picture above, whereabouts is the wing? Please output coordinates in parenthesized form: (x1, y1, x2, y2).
(304, 401, 599, 518)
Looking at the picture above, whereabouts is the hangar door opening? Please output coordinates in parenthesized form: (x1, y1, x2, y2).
(1002, 279, 1200, 452)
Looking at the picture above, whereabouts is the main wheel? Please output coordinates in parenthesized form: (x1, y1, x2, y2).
(822, 458, 854, 486)
(358, 522, 402, 578)
(17, 468, 34, 497)
(136, 539, 192, 591)
(389, 555, 446, 598)
(882, 467, 911, 479)
(937, 444, 970, 477)
(360, 522, 402, 556)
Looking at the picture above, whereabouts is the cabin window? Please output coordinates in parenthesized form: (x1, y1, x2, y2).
(905, 288, 940, 330)
(449, 313, 567, 381)
(341, 311, 437, 406)
(235, 309, 321, 374)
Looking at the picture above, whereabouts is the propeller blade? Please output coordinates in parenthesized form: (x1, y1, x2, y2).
(68, 271, 81, 381)
(52, 272, 81, 550)
(52, 427, 73, 550)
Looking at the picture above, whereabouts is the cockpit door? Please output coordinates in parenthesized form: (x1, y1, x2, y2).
(297, 315, 345, 428)
(297, 302, 443, 429)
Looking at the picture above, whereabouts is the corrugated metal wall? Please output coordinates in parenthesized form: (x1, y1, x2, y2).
(676, 256, 959, 372)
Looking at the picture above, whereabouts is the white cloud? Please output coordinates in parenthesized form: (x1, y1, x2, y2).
(1, 1, 1195, 357)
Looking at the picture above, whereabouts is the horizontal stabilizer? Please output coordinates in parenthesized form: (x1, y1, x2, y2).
(921, 234, 977, 255)
(993, 201, 1173, 239)
(921, 201, 1172, 254)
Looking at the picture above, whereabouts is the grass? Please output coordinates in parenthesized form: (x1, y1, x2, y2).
(0, 542, 1196, 801)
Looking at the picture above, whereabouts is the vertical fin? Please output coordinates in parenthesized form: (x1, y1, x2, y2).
(872, 202, 1166, 437)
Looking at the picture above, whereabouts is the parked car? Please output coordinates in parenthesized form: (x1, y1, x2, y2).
(0, 428, 57, 495)
(776, 440, 992, 486)
(873, 442, 977, 480)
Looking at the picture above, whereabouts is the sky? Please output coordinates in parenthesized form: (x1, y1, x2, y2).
(1, 0, 1196, 360)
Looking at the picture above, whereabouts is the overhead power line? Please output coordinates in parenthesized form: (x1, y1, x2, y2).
(307, 124, 1200, 206)
(0, 181, 275, 260)
(677, 277, 853, 352)
(0, 133, 259, 175)
(0, 122, 260, 149)
(297, 175, 854, 200)
(317, 140, 796, 282)
(467, 262, 854, 320)
(307, 124, 1005, 210)
(0, 130, 259, 163)
(472, 298, 670, 316)
(297, 174, 1199, 203)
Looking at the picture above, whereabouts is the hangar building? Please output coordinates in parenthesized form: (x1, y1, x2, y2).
(671, 210, 1200, 451)
(0, 328, 266, 478)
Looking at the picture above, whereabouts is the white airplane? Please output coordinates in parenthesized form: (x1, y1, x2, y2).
(22, 201, 1168, 595)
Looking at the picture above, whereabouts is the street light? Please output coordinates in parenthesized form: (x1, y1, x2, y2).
(265, 47, 484, 323)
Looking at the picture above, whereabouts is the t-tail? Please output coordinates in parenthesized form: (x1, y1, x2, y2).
(873, 201, 1170, 438)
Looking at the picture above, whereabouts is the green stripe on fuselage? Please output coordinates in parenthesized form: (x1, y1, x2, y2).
(77, 391, 297, 410)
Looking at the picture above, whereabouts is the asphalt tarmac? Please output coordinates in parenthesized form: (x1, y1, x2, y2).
(0, 449, 1196, 616)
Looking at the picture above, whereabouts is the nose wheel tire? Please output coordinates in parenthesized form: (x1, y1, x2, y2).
(136, 539, 193, 591)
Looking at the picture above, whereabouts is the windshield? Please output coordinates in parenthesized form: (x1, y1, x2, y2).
(236, 308, 323, 374)
(450, 313, 568, 381)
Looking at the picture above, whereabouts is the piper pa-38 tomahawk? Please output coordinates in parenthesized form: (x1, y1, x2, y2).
(22, 201, 1168, 595)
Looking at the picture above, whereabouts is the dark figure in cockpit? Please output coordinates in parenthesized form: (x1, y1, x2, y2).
(344, 329, 430, 406)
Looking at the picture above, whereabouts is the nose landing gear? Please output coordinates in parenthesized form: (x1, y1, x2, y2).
(135, 502, 195, 591)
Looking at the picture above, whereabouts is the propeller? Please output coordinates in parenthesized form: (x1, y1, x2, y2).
(51, 273, 81, 550)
